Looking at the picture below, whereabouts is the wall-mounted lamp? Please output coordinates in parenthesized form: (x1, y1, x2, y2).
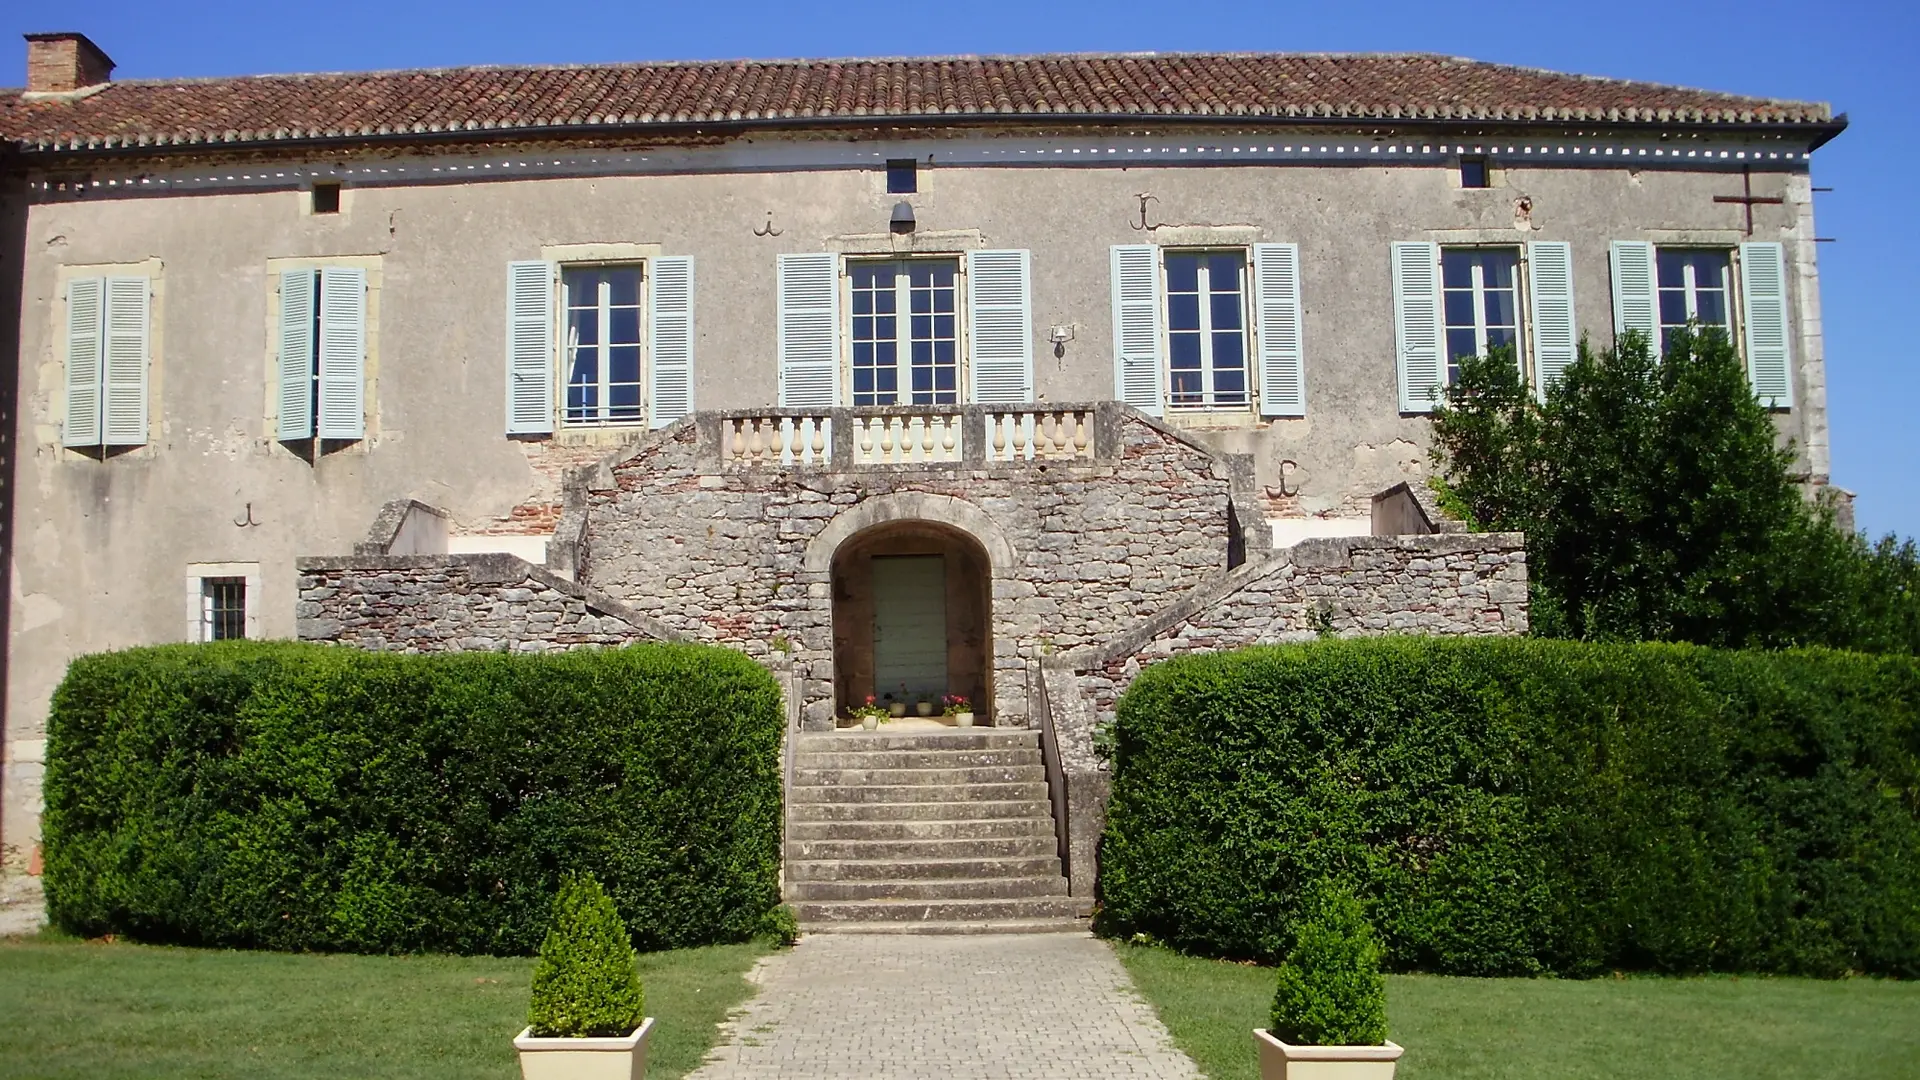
(890, 201, 916, 235)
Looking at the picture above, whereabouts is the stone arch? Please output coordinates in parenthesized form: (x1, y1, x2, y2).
(804, 492, 1016, 576)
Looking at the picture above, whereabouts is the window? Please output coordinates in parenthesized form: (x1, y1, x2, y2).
(1656, 248, 1733, 354)
(200, 578, 246, 641)
(1163, 250, 1249, 410)
(186, 563, 259, 641)
(276, 266, 366, 441)
(311, 182, 341, 214)
(62, 275, 150, 448)
(562, 266, 645, 425)
(1442, 247, 1521, 383)
(886, 159, 918, 194)
(1460, 156, 1490, 189)
(850, 259, 959, 406)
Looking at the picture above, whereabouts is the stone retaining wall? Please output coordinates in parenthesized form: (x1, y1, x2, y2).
(296, 554, 675, 653)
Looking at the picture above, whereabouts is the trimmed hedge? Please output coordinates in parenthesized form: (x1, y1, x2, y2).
(1097, 638, 1920, 977)
(43, 641, 784, 955)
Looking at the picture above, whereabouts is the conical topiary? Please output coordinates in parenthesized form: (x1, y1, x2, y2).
(526, 874, 645, 1038)
(1270, 884, 1388, 1047)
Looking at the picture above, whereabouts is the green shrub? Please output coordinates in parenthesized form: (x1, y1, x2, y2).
(527, 875, 646, 1038)
(42, 640, 784, 955)
(1270, 885, 1388, 1046)
(1096, 637, 1920, 977)
(757, 904, 801, 948)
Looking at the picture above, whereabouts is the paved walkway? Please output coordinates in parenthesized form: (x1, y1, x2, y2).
(686, 933, 1199, 1080)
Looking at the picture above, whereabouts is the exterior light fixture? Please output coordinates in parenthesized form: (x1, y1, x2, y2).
(890, 201, 916, 234)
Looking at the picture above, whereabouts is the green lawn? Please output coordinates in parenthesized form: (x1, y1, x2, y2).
(0, 932, 772, 1080)
(1116, 943, 1920, 1080)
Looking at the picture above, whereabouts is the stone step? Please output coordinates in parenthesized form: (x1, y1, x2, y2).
(799, 918, 1089, 936)
(788, 818, 1053, 842)
(789, 798, 1048, 823)
(785, 876, 1071, 902)
(792, 765, 1047, 787)
(787, 782, 1049, 805)
(785, 855, 1064, 882)
(794, 731, 1039, 753)
(790, 896, 1092, 923)
(788, 835, 1057, 862)
(792, 748, 1043, 770)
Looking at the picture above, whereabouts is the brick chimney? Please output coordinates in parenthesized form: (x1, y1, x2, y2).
(24, 32, 114, 94)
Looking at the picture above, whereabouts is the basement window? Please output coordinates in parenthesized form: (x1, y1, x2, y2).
(886, 159, 917, 194)
(1460, 156, 1490, 189)
(311, 182, 342, 214)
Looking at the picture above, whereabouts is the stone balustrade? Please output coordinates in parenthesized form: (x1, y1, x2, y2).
(701, 402, 1121, 471)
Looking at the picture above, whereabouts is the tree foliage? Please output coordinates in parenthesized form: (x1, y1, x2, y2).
(1270, 884, 1389, 1046)
(1431, 329, 1918, 653)
(527, 874, 646, 1038)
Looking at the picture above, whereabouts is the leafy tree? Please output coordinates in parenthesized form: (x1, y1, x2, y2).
(1431, 329, 1917, 653)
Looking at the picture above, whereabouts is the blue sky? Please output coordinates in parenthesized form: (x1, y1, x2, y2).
(6, 0, 1914, 538)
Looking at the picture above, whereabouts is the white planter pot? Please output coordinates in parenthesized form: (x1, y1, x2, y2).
(954, 712, 975, 727)
(515, 1017, 653, 1080)
(916, 701, 935, 716)
(861, 715, 879, 730)
(1254, 1030, 1402, 1080)
(888, 702, 907, 717)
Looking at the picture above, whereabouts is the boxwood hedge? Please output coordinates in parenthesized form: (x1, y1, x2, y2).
(1097, 638, 1920, 977)
(43, 641, 783, 955)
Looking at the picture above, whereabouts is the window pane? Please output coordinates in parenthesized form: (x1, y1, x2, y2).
(934, 285, 954, 313)
(1210, 291, 1243, 331)
(1482, 252, 1517, 290)
(204, 578, 246, 641)
(1169, 368, 1204, 403)
(852, 264, 887, 289)
(1215, 368, 1246, 401)
(910, 285, 932, 315)
(609, 344, 641, 387)
(1164, 254, 1200, 293)
(608, 307, 640, 346)
(1441, 250, 1474, 289)
(1444, 290, 1477, 329)
(874, 283, 896, 313)
(934, 315, 955, 340)
(605, 268, 641, 309)
(1657, 250, 1690, 289)
(852, 289, 873, 316)
(1659, 290, 1690, 326)
(1169, 332, 1202, 370)
(928, 261, 955, 288)
(1482, 288, 1516, 329)
(569, 306, 599, 347)
(875, 316, 896, 341)
(1211, 331, 1244, 371)
(1168, 294, 1201, 332)
(1486, 327, 1517, 352)
(1447, 328, 1479, 364)
(1695, 289, 1729, 328)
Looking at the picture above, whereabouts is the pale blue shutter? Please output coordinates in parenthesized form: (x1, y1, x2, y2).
(1252, 242, 1305, 417)
(62, 278, 103, 448)
(1526, 241, 1577, 399)
(1391, 242, 1443, 412)
(316, 267, 365, 440)
(1739, 242, 1793, 409)
(966, 249, 1033, 404)
(277, 270, 315, 441)
(506, 261, 555, 435)
(777, 253, 840, 408)
(1109, 244, 1162, 416)
(648, 256, 695, 428)
(1609, 240, 1659, 352)
(101, 276, 150, 446)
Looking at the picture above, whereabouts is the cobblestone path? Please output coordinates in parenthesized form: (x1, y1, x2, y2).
(685, 933, 1200, 1080)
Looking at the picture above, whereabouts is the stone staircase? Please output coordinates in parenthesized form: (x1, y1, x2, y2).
(786, 729, 1091, 933)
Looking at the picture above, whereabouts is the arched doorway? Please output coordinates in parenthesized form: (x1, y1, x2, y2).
(830, 521, 993, 725)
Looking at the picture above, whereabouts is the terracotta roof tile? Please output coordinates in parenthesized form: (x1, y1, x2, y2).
(0, 52, 1835, 153)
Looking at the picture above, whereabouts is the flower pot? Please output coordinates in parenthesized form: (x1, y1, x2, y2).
(1253, 1030, 1402, 1080)
(954, 712, 975, 727)
(888, 702, 907, 718)
(515, 1017, 654, 1080)
(861, 715, 879, 731)
(916, 701, 935, 716)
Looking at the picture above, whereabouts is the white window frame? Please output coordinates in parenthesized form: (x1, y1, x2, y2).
(185, 563, 261, 642)
(559, 262, 649, 428)
(1655, 246, 1737, 351)
(1160, 247, 1255, 413)
(842, 255, 968, 407)
(1440, 245, 1529, 384)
